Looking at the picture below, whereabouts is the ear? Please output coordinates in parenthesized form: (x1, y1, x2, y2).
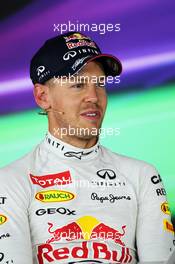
(33, 83, 51, 110)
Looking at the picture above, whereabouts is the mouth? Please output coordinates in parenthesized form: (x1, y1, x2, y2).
(80, 110, 101, 121)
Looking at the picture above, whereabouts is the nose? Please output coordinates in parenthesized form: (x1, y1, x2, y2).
(84, 85, 98, 104)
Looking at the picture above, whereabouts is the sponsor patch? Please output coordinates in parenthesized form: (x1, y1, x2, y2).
(37, 242, 132, 264)
(46, 216, 126, 244)
(163, 219, 174, 233)
(91, 180, 126, 187)
(0, 197, 7, 204)
(0, 215, 7, 225)
(35, 207, 76, 216)
(161, 202, 170, 215)
(36, 65, 45, 76)
(37, 241, 133, 264)
(30, 171, 72, 188)
(0, 252, 4, 262)
(64, 33, 91, 42)
(151, 174, 162, 184)
(71, 56, 90, 70)
(91, 192, 131, 203)
(37, 216, 132, 264)
(156, 188, 166, 196)
(0, 233, 10, 240)
(35, 190, 75, 203)
(97, 169, 116, 180)
(66, 40, 97, 49)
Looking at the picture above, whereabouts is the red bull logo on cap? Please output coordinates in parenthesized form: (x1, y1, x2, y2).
(64, 33, 91, 42)
(66, 40, 97, 50)
(35, 190, 75, 203)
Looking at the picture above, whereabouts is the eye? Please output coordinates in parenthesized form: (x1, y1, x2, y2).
(96, 81, 106, 89)
(71, 83, 85, 89)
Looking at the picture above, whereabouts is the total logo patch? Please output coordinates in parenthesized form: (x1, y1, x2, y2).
(35, 190, 75, 203)
(0, 214, 8, 225)
(161, 202, 170, 215)
(163, 219, 174, 233)
(30, 170, 72, 188)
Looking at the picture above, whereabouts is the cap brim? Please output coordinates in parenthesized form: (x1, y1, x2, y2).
(85, 54, 122, 76)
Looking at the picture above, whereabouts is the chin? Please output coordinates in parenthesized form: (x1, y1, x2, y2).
(75, 126, 100, 139)
(83, 122, 101, 131)
(76, 134, 98, 140)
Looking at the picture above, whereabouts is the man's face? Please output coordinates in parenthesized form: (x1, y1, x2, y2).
(47, 61, 107, 141)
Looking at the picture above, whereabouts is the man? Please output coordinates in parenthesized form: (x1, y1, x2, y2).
(0, 31, 174, 264)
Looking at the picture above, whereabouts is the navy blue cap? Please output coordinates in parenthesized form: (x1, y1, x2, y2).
(30, 32, 122, 84)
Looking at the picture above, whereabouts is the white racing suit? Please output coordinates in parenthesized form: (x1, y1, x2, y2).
(0, 132, 174, 264)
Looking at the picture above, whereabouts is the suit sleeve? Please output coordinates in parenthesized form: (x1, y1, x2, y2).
(136, 164, 175, 262)
(0, 166, 33, 264)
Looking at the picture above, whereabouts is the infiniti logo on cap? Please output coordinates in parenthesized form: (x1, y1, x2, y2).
(63, 51, 77, 61)
(36, 66, 45, 76)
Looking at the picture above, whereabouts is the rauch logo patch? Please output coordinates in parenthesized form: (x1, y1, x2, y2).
(35, 190, 75, 203)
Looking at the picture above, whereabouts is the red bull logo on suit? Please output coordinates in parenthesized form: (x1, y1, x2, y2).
(37, 216, 133, 263)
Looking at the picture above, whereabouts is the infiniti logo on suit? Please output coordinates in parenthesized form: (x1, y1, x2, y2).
(96, 169, 116, 180)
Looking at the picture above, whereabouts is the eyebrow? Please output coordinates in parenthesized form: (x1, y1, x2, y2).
(70, 75, 106, 84)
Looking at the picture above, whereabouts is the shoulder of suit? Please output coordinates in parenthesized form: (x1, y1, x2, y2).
(0, 148, 35, 182)
(100, 144, 156, 171)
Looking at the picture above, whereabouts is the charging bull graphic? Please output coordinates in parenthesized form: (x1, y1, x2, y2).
(46, 215, 126, 246)
(64, 33, 91, 42)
